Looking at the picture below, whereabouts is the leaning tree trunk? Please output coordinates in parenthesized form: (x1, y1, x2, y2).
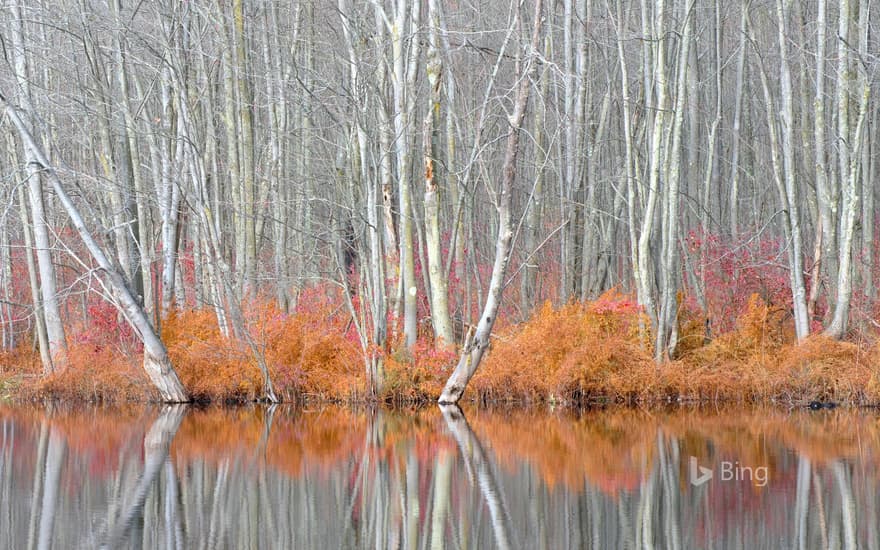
(1, 93, 189, 403)
(438, 0, 544, 405)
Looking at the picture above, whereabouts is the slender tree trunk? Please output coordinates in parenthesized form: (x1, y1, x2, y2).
(106, 0, 142, 302)
(159, 67, 182, 317)
(729, 2, 749, 240)
(218, 1, 244, 297)
(826, 0, 869, 338)
(657, 0, 693, 360)
(424, 0, 454, 348)
(863, 105, 877, 304)
(637, 0, 668, 351)
(775, 0, 811, 341)
(521, 36, 551, 315)
(390, 0, 422, 350)
(439, 0, 544, 404)
(562, 0, 576, 302)
(112, 0, 149, 311)
(1, 93, 189, 402)
(613, 0, 642, 314)
(16, 185, 51, 371)
(233, 0, 258, 296)
(9, 0, 67, 370)
(813, 0, 836, 324)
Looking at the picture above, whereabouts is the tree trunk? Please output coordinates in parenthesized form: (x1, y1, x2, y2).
(1, 94, 189, 402)
(233, 0, 258, 296)
(159, 67, 183, 317)
(16, 184, 51, 372)
(439, 0, 544, 405)
(729, 2, 749, 240)
(9, 0, 67, 370)
(424, 0, 454, 348)
(774, 0, 811, 341)
(636, 0, 668, 351)
(826, 0, 869, 339)
(391, 0, 421, 350)
(521, 36, 551, 315)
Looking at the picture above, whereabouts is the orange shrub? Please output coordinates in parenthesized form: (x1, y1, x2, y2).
(164, 301, 363, 402)
(35, 342, 149, 402)
(8, 287, 880, 405)
(163, 309, 261, 401)
(773, 335, 874, 403)
(471, 290, 652, 402)
(259, 303, 362, 399)
(382, 337, 456, 401)
(673, 295, 879, 403)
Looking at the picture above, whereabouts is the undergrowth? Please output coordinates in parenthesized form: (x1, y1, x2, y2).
(2, 290, 879, 405)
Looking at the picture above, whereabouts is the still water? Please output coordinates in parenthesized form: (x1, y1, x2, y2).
(0, 403, 878, 549)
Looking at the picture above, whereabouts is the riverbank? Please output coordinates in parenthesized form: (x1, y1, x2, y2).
(1, 292, 878, 406)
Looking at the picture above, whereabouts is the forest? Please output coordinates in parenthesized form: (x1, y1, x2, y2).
(0, 0, 879, 404)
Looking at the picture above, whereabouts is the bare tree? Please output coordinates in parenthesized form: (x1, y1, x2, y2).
(439, 0, 544, 405)
(1, 93, 189, 402)
(7, 1, 67, 372)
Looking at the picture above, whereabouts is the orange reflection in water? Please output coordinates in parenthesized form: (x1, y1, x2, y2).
(466, 405, 880, 496)
(1, 403, 879, 497)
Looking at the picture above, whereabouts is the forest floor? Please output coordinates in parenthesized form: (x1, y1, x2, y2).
(1, 291, 879, 406)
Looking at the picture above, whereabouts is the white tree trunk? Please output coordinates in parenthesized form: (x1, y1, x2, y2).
(636, 0, 668, 349)
(424, 0, 454, 348)
(826, 0, 869, 338)
(439, 0, 544, 404)
(1, 94, 189, 402)
(9, 0, 67, 370)
(775, 0, 811, 341)
(390, 0, 421, 349)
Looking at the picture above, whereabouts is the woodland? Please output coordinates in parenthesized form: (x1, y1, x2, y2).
(0, 0, 879, 405)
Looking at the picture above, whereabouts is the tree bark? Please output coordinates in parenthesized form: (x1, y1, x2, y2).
(826, 0, 869, 338)
(1, 93, 189, 402)
(9, 0, 67, 370)
(774, 0, 811, 341)
(729, 2, 749, 240)
(424, 0, 454, 348)
(439, 0, 544, 405)
(390, 0, 421, 350)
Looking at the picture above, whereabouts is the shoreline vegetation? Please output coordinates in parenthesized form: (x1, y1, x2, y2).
(1, 290, 878, 407)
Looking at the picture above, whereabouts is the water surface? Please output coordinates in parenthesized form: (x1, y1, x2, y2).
(1, 402, 878, 549)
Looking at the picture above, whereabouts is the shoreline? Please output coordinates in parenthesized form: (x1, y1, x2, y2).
(2, 379, 876, 410)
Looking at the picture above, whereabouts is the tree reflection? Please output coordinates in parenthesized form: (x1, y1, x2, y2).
(440, 404, 514, 550)
(0, 405, 878, 548)
(100, 405, 186, 549)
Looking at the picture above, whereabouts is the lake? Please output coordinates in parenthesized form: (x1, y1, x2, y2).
(0, 402, 877, 549)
